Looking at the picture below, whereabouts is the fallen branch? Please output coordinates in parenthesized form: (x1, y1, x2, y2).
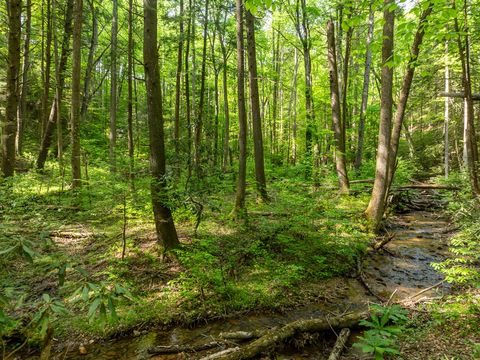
(350, 179, 375, 184)
(219, 330, 266, 341)
(147, 341, 226, 355)
(356, 258, 387, 303)
(327, 328, 351, 360)
(372, 233, 395, 251)
(201, 348, 240, 360)
(400, 280, 446, 306)
(210, 311, 368, 360)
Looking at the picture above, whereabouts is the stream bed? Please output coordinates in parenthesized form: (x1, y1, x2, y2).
(61, 208, 453, 360)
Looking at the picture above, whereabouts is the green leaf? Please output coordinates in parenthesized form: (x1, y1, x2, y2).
(88, 297, 102, 318)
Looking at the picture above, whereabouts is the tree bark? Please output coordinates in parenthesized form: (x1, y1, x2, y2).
(36, 0, 74, 170)
(454, 0, 480, 195)
(174, 0, 184, 175)
(16, 0, 32, 156)
(70, 0, 83, 188)
(144, 0, 180, 251)
(365, 0, 395, 230)
(194, 0, 209, 177)
(385, 2, 433, 195)
(2, 0, 21, 177)
(327, 20, 349, 194)
(184, 0, 193, 179)
(245, 10, 269, 202)
(219, 11, 230, 173)
(41, 0, 53, 137)
(354, 2, 374, 172)
(233, 0, 247, 218)
(127, 0, 135, 181)
(109, 0, 118, 173)
(80, 0, 98, 120)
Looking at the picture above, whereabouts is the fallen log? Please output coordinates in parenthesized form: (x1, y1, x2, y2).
(147, 341, 226, 355)
(395, 184, 460, 190)
(219, 330, 266, 341)
(210, 311, 368, 360)
(327, 328, 351, 360)
(201, 348, 240, 360)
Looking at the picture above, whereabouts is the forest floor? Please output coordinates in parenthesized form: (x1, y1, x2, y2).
(1, 162, 479, 359)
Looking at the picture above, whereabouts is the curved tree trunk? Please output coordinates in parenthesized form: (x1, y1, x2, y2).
(144, 0, 180, 251)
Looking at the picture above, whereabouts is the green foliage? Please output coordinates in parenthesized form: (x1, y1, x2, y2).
(354, 304, 409, 359)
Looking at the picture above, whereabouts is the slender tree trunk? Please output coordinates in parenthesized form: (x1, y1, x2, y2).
(70, 0, 83, 188)
(36, 0, 74, 170)
(365, 0, 395, 229)
(53, 0, 62, 164)
(327, 20, 349, 194)
(385, 2, 433, 194)
(16, 0, 32, 156)
(245, 10, 269, 202)
(2, 0, 21, 177)
(184, 0, 193, 179)
(41, 0, 53, 137)
(354, 2, 374, 172)
(220, 17, 230, 173)
(291, 49, 299, 165)
(80, 0, 98, 120)
(194, 0, 209, 177)
(453, 0, 480, 195)
(109, 0, 118, 173)
(174, 0, 184, 175)
(127, 0, 135, 181)
(143, 0, 180, 251)
(233, 0, 247, 217)
(341, 20, 353, 155)
(444, 42, 449, 179)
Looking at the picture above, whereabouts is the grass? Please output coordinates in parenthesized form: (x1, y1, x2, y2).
(0, 158, 374, 345)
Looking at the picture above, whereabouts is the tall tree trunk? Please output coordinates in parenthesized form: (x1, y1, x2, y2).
(327, 20, 349, 194)
(354, 2, 374, 172)
(184, 0, 193, 179)
(143, 0, 180, 251)
(219, 13, 230, 173)
(453, 0, 480, 195)
(233, 0, 247, 218)
(194, 0, 209, 177)
(16, 0, 32, 156)
(174, 0, 184, 176)
(385, 2, 433, 194)
(290, 49, 299, 165)
(444, 43, 450, 179)
(341, 18, 353, 155)
(109, 0, 118, 173)
(365, 0, 395, 230)
(245, 9, 269, 202)
(127, 0, 135, 181)
(80, 0, 98, 120)
(70, 0, 83, 188)
(53, 0, 62, 164)
(36, 0, 74, 170)
(41, 0, 53, 137)
(2, 0, 21, 177)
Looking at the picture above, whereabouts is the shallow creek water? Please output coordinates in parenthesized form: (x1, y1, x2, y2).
(61, 209, 452, 360)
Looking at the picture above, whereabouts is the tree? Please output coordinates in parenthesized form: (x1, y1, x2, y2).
(174, 0, 184, 176)
(37, 0, 74, 170)
(327, 19, 350, 194)
(144, 0, 180, 251)
(109, 0, 118, 173)
(245, 9, 269, 202)
(70, 0, 83, 188)
(233, 0, 247, 218)
(365, 0, 395, 229)
(2, 0, 22, 177)
(16, 0, 32, 156)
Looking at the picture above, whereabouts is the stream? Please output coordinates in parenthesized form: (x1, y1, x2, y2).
(60, 200, 453, 360)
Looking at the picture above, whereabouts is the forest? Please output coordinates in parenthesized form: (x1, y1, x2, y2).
(1, 0, 480, 358)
